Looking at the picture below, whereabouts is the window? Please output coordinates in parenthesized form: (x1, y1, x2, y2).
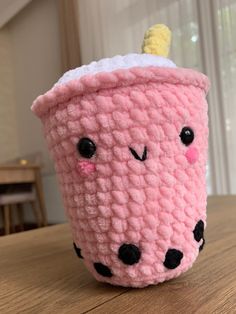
(78, 0, 236, 194)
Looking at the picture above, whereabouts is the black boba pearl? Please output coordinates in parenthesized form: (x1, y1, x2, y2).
(118, 244, 141, 265)
(94, 262, 113, 277)
(77, 137, 96, 158)
(193, 220, 204, 242)
(73, 242, 83, 259)
(180, 127, 194, 146)
(163, 249, 183, 269)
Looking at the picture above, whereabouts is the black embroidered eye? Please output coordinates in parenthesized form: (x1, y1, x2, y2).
(180, 127, 194, 146)
(77, 137, 96, 158)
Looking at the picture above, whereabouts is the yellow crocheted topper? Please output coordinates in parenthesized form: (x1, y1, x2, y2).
(142, 24, 171, 58)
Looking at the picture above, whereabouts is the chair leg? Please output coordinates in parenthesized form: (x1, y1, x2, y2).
(30, 201, 42, 228)
(3, 205, 11, 235)
(34, 169, 47, 226)
(0, 206, 4, 235)
(10, 205, 15, 233)
(17, 203, 24, 231)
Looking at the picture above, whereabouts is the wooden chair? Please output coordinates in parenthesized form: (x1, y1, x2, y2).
(0, 190, 42, 235)
(0, 152, 47, 235)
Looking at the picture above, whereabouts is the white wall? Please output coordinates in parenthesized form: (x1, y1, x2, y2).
(8, 0, 62, 174)
(0, 25, 20, 163)
(0, 0, 31, 28)
(42, 174, 66, 223)
(0, 0, 66, 224)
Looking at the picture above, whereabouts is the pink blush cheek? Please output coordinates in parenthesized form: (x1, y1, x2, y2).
(185, 147, 199, 164)
(76, 161, 96, 176)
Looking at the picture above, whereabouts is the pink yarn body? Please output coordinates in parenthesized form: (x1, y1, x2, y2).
(32, 67, 209, 287)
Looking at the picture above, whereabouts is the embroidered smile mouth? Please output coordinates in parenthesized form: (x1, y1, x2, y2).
(129, 146, 147, 161)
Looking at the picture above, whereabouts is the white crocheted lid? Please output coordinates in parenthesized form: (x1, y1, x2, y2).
(56, 53, 176, 86)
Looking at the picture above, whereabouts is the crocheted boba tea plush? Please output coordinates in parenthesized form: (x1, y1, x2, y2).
(32, 24, 209, 288)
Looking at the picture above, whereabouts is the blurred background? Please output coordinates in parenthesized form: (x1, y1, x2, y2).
(0, 0, 235, 233)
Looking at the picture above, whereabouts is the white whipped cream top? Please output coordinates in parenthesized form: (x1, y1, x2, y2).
(56, 53, 176, 86)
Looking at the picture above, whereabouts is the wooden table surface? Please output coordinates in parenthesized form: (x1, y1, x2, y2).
(0, 196, 235, 314)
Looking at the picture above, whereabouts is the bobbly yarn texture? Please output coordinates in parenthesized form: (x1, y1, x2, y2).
(32, 24, 210, 288)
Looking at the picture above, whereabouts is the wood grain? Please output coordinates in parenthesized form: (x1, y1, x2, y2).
(0, 196, 235, 313)
(0, 168, 35, 184)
